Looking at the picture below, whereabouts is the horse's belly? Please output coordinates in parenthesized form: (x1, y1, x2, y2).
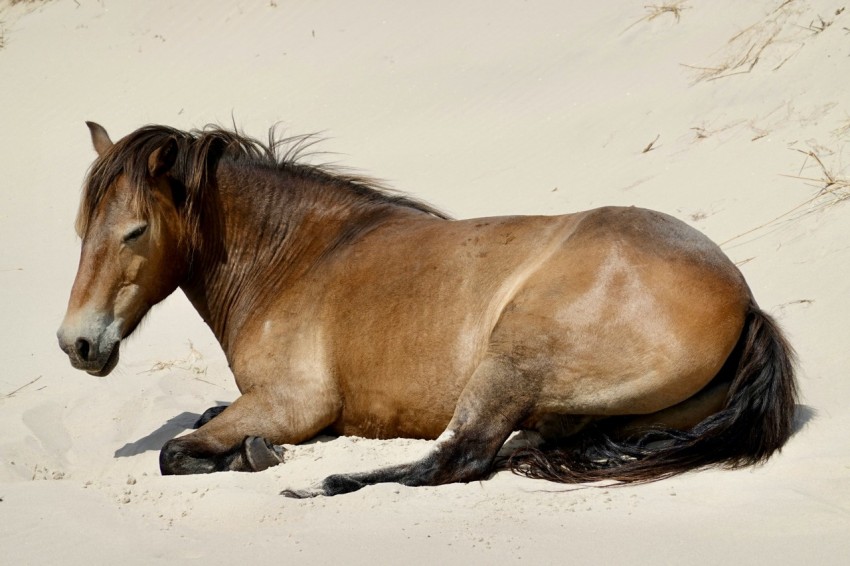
(332, 404, 451, 440)
(331, 361, 467, 439)
(334, 311, 502, 438)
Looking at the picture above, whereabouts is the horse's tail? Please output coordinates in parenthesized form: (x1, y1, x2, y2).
(509, 305, 798, 484)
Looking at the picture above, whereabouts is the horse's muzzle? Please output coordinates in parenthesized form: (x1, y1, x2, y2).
(57, 328, 121, 376)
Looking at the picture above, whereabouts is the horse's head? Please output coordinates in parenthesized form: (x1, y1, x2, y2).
(57, 122, 190, 376)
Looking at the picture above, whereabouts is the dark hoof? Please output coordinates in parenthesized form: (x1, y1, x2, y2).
(160, 438, 216, 475)
(281, 488, 321, 499)
(243, 436, 286, 472)
(280, 473, 370, 498)
(193, 405, 229, 428)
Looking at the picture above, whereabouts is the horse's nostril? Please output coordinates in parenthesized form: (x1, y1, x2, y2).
(75, 338, 91, 361)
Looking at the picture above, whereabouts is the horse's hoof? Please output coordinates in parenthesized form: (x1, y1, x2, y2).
(193, 405, 228, 428)
(280, 487, 322, 499)
(243, 436, 286, 472)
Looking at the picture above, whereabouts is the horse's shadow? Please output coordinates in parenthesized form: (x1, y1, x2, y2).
(792, 403, 816, 435)
(113, 402, 230, 458)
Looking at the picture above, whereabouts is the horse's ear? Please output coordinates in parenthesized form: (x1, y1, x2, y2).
(148, 137, 178, 177)
(86, 121, 113, 156)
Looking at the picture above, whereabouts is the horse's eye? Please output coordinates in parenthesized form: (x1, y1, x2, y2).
(123, 224, 148, 243)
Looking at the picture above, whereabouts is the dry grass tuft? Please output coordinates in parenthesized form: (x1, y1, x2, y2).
(721, 147, 850, 247)
(689, 119, 747, 143)
(683, 28, 780, 82)
(142, 341, 212, 383)
(645, 1, 689, 23)
(622, 1, 689, 34)
(783, 148, 850, 199)
(801, 13, 834, 34)
(1, 0, 56, 49)
(682, 0, 815, 83)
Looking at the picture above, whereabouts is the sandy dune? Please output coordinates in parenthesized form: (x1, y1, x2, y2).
(1, 0, 848, 563)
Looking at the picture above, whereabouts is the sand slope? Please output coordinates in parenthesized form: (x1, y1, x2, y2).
(1, 0, 848, 563)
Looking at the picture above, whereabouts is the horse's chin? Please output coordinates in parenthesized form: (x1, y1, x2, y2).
(87, 342, 120, 377)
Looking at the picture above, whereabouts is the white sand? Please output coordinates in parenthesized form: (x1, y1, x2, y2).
(1, 0, 848, 563)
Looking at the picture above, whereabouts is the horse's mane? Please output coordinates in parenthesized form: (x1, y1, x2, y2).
(76, 124, 449, 239)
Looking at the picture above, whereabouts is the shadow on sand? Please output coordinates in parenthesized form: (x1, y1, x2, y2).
(792, 403, 816, 435)
(113, 402, 230, 458)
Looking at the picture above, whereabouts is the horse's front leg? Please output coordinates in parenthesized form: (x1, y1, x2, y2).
(193, 405, 228, 428)
(160, 390, 333, 475)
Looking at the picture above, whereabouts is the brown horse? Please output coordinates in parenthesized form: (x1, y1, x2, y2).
(57, 122, 797, 497)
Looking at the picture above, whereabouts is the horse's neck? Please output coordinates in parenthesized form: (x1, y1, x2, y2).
(179, 163, 406, 351)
